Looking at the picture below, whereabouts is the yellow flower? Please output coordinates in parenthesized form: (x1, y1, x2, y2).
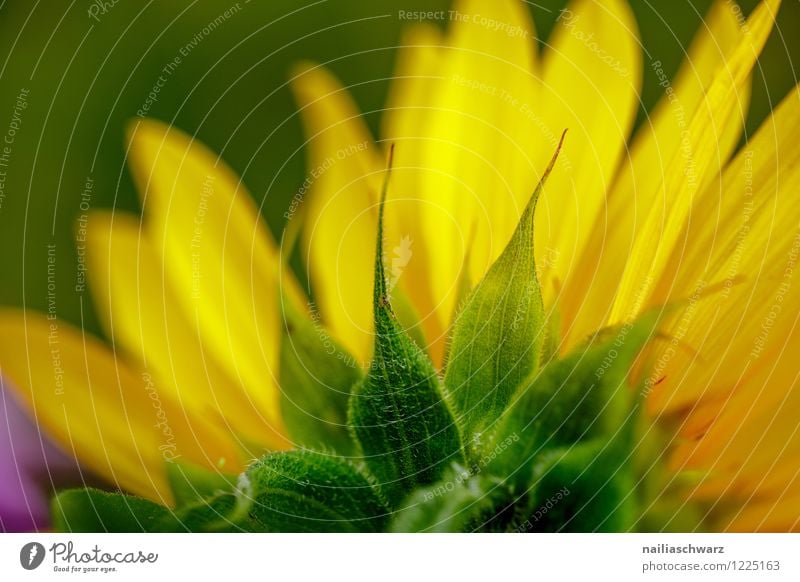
(0, 120, 296, 505)
(0, 0, 796, 533)
(289, 0, 798, 531)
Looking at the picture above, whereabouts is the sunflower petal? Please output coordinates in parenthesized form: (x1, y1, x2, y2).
(727, 494, 800, 532)
(534, 0, 641, 306)
(650, 85, 800, 530)
(126, 119, 288, 437)
(563, 0, 748, 345)
(410, 0, 540, 331)
(85, 211, 289, 451)
(610, 0, 780, 322)
(0, 311, 238, 504)
(382, 23, 444, 146)
(671, 342, 800, 533)
(290, 62, 383, 364)
(382, 24, 450, 363)
(646, 83, 800, 416)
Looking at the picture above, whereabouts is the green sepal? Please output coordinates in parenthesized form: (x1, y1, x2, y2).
(391, 287, 429, 355)
(632, 424, 708, 532)
(444, 133, 566, 453)
(51, 488, 172, 533)
(279, 295, 362, 456)
(539, 301, 562, 366)
(240, 450, 389, 532)
(390, 465, 512, 532)
(349, 147, 463, 502)
(637, 493, 709, 533)
(165, 461, 237, 507)
(486, 309, 663, 482)
(161, 492, 257, 532)
(516, 439, 635, 532)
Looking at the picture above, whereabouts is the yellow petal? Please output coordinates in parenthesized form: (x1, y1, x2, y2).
(562, 0, 747, 346)
(609, 0, 780, 323)
(382, 24, 450, 363)
(534, 0, 641, 311)
(382, 23, 444, 145)
(0, 310, 239, 504)
(645, 82, 800, 416)
(412, 0, 540, 331)
(670, 348, 800, 533)
(86, 211, 290, 451)
(672, 347, 800, 478)
(290, 62, 383, 364)
(637, 84, 800, 530)
(126, 119, 289, 437)
(727, 494, 800, 532)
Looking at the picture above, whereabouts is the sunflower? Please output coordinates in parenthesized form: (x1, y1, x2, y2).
(0, 0, 797, 531)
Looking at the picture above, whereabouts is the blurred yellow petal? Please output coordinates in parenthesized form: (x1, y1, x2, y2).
(290, 62, 383, 365)
(610, 0, 780, 323)
(563, 0, 747, 346)
(382, 23, 444, 145)
(0, 311, 239, 504)
(414, 0, 540, 330)
(382, 24, 450, 362)
(674, 342, 800, 473)
(727, 495, 800, 532)
(671, 346, 800, 533)
(534, 0, 641, 309)
(86, 211, 289, 451)
(126, 119, 288, 437)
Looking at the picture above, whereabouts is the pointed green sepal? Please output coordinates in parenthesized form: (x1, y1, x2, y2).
(240, 450, 389, 532)
(349, 146, 463, 502)
(279, 295, 362, 455)
(51, 488, 172, 533)
(444, 132, 567, 453)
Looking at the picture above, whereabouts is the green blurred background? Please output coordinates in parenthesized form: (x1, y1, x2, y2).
(0, 0, 797, 336)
